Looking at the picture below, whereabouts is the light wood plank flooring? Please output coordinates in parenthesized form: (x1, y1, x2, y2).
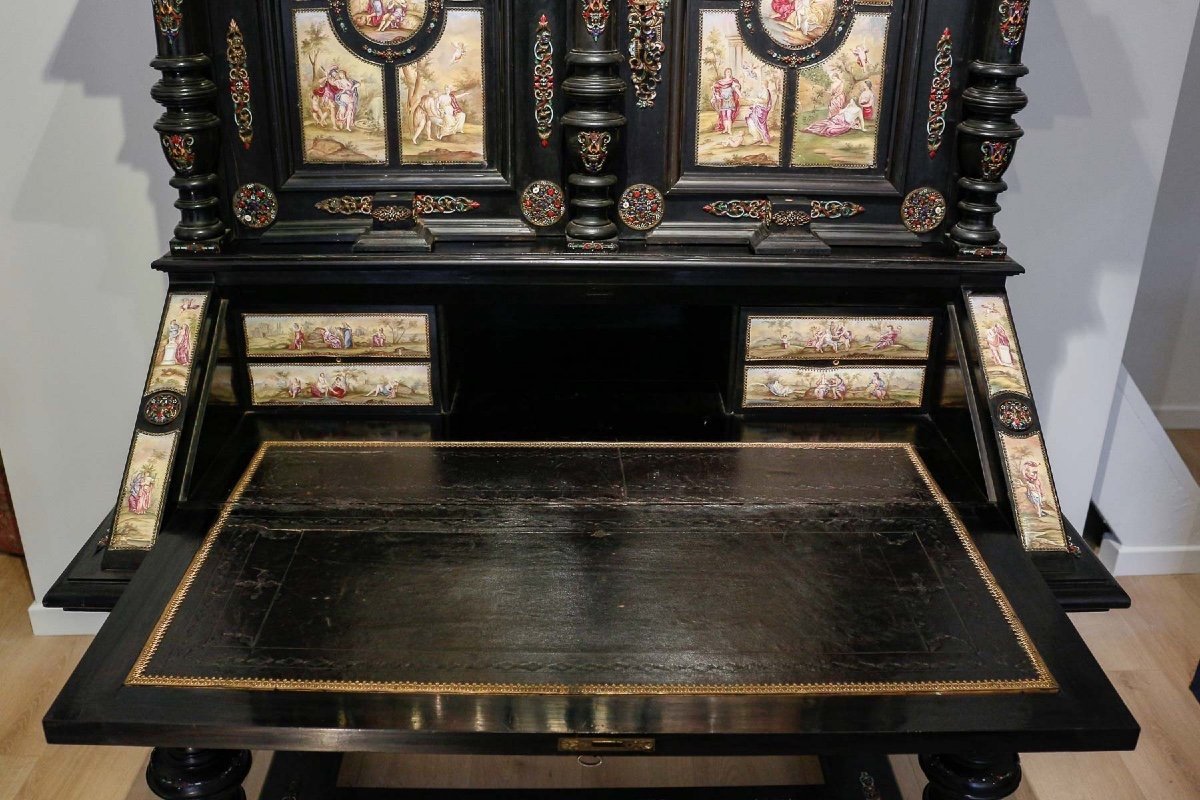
(2, 554, 1197, 800)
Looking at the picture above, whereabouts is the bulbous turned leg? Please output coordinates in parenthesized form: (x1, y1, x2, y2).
(919, 752, 1021, 800)
(147, 748, 252, 800)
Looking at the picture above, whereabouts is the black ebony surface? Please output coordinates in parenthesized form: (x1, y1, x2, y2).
(130, 442, 1049, 694)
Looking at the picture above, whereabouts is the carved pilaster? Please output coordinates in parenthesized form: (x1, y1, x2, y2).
(948, 2, 1031, 258)
(151, 1, 227, 255)
(562, 1, 627, 250)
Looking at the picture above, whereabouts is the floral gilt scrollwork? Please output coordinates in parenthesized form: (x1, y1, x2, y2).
(413, 195, 482, 215)
(927, 28, 953, 158)
(577, 131, 613, 173)
(315, 194, 479, 218)
(581, 0, 611, 41)
(154, 0, 183, 40)
(703, 199, 863, 227)
(533, 15, 555, 147)
(998, 0, 1030, 48)
(628, 0, 669, 109)
(160, 134, 195, 173)
(226, 20, 253, 150)
(980, 141, 1014, 180)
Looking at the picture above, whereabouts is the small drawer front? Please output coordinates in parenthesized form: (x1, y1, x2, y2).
(744, 365, 926, 408)
(745, 314, 933, 362)
(242, 312, 431, 359)
(248, 362, 434, 407)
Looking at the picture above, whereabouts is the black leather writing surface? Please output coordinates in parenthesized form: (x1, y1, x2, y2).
(129, 442, 1054, 695)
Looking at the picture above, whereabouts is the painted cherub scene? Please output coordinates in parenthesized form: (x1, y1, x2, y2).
(296, 10, 387, 163)
(747, 317, 931, 360)
(348, 0, 428, 45)
(146, 294, 205, 393)
(968, 296, 1030, 395)
(251, 364, 432, 406)
(759, 0, 837, 50)
(111, 432, 178, 550)
(791, 14, 888, 167)
(697, 11, 784, 167)
(398, 9, 486, 164)
(1003, 436, 1065, 548)
(244, 315, 430, 358)
(745, 366, 924, 407)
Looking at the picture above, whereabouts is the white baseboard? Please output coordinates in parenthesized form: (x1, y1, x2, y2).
(27, 601, 107, 636)
(1099, 535, 1200, 576)
(1154, 403, 1200, 429)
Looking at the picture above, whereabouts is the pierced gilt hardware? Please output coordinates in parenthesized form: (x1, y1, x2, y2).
(232, 183, 277, 229)
(580, 0, 611, 41)
(533, 15, 555, 146)
(226, 20, 253, 150)
(521, 181, 566, 227)
(704, 199, 864, 227)
(316, 195, 477, 219)
(315, 196, 375, 216)
(413, 195, 482, 215)
(618, 184, 665, 230)
(927, 28, 953, 158)
(577, 131, 613, 173)
(558, 737, 655, 753)
(628, 0, 669, 109)
(900, 188, 946, 233)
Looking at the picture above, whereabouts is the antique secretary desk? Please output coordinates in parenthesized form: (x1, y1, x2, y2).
(44, 0, 1139, 798)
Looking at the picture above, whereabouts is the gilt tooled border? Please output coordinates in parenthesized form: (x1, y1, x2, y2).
(127, 441, 1056, 696)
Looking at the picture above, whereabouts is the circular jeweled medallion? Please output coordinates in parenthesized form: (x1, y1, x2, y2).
(143, 391, 183, 426)
(618, 183, 665, 231)
(997, 397, 1035, 433)
(232, 183, 278, 229)
(900, 187, 946, 233)
(520, 180, 565, 227)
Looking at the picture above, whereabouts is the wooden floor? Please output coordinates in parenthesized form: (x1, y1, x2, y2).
(2, 556, 1198, 800)
(1168, 429, 1200, 483)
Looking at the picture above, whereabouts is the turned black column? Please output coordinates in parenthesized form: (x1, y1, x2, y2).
(150, 0, 227, 255)
(147, 748, 252, 800)
(920, 752, 1022, 800)
(948, 1, 1030, 258)
(562, 1, 627, 251)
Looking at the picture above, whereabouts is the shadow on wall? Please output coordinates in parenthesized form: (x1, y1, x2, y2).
(1001, 0, 1180, 525)
(1122, 10, 1200, 418)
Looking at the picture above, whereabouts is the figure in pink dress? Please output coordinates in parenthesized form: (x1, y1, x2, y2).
(174, 323, 192, 365)
(290, 322, 305, 351)
(874, 324, 901, 350)
(127, 472, 154, 515)
(745, 82, 775, 145)
(371, 328, 387, 348)
(986, 323, 1014, 367)
(710, 69, 742, 134)
(770, 0, 796, 21)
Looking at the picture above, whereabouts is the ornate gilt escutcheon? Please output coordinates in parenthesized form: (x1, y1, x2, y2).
(533, 14, 555, 146)
(927, 28, 953, 158)
(226, 20, 253, 149)
(577, 131, 613, 173)
(580, 0, 611, 41)
(628, 0, 669, 108)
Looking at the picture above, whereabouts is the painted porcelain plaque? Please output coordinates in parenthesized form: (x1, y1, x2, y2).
(146, 293, 208, 394)
(967, 294, 1030, 396)
(744, 366, 924, 408)
(746, 316, 932, 361)
(347, 0, 429, 45)
(110, 430, 180, 551)
(249, 363, 433, 406)
(243, 314, 431, 358)
(398, 9, 486, 165)
(999, 433, 1068, 550)
(758, 0, 839, 50)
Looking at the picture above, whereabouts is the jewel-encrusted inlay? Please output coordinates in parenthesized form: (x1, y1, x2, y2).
(927, 28, 953, 158)
(413, 195, 482, 215)
(628, 0, 669, 108)
(578, 131, 613, 173)
(618, 184, 665, 231)
(160, 134, 195, 173)
(521, 181, 566, 227)
(533, 14, 555, 146)
(900, 188, 946, 233)
(997, 398, 1034, 433)
(227, 19, 253, 150)
(143, 392, 183, 426)
(980, 141, 1014, 181)
(154, 0, 183, 40)
(232, 183, 277, 229)
(315, 196, 375, 216)
(702, 199, 773, 221)
(581, 0, 611, 41)
(703, 199, 864, 227)
(998, 0, 1030, 48)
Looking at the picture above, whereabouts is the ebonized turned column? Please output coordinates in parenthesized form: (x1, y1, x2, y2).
(948, 1, 1031, 258)
(562, 0, 627, 251)
(147, 748, 252, 800)
(150, 0, 227, 255)
(920, 752, 1022, 800)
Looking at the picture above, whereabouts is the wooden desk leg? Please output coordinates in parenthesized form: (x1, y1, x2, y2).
(146, 748, 253, 800)
(919, 752, 1021, 800)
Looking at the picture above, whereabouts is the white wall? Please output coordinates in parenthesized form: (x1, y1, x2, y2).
(0, 3, 170, 631)
(2, 1, 1200, 632)
(1122, 15, 1200, 430)
(1001, 0, 1200, 528)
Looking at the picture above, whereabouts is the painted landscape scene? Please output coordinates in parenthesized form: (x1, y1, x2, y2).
(696, 11, 784, 167)
(243, 314, 430, 358)
(250, 363, 433, 406)
(146, 293, 206, 394)
(1001, 434, 1067, 550)
(398, 9, 486, 165)
(296, 10, 387, 163)
(791, 14, 888, 167)
(747, 316, 932, 361)
(759, 0, 837, 50)
(744, 366, 924, 408)
(968, 295, 1030, 395)
(348, 0, 427, 45)
(111, 431, 179, 550)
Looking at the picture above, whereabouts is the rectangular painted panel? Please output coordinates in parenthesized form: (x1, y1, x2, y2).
(249, 363, 433, 406)
(998, 432, 1068, 551)
(109, 430, 181, 552)
(744, 366, 924, 408)
(746, 315, 932, 361)
(146, 293, 208, 394)
(243, 313, 431, 358)
(966, 294, 1031, 396)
